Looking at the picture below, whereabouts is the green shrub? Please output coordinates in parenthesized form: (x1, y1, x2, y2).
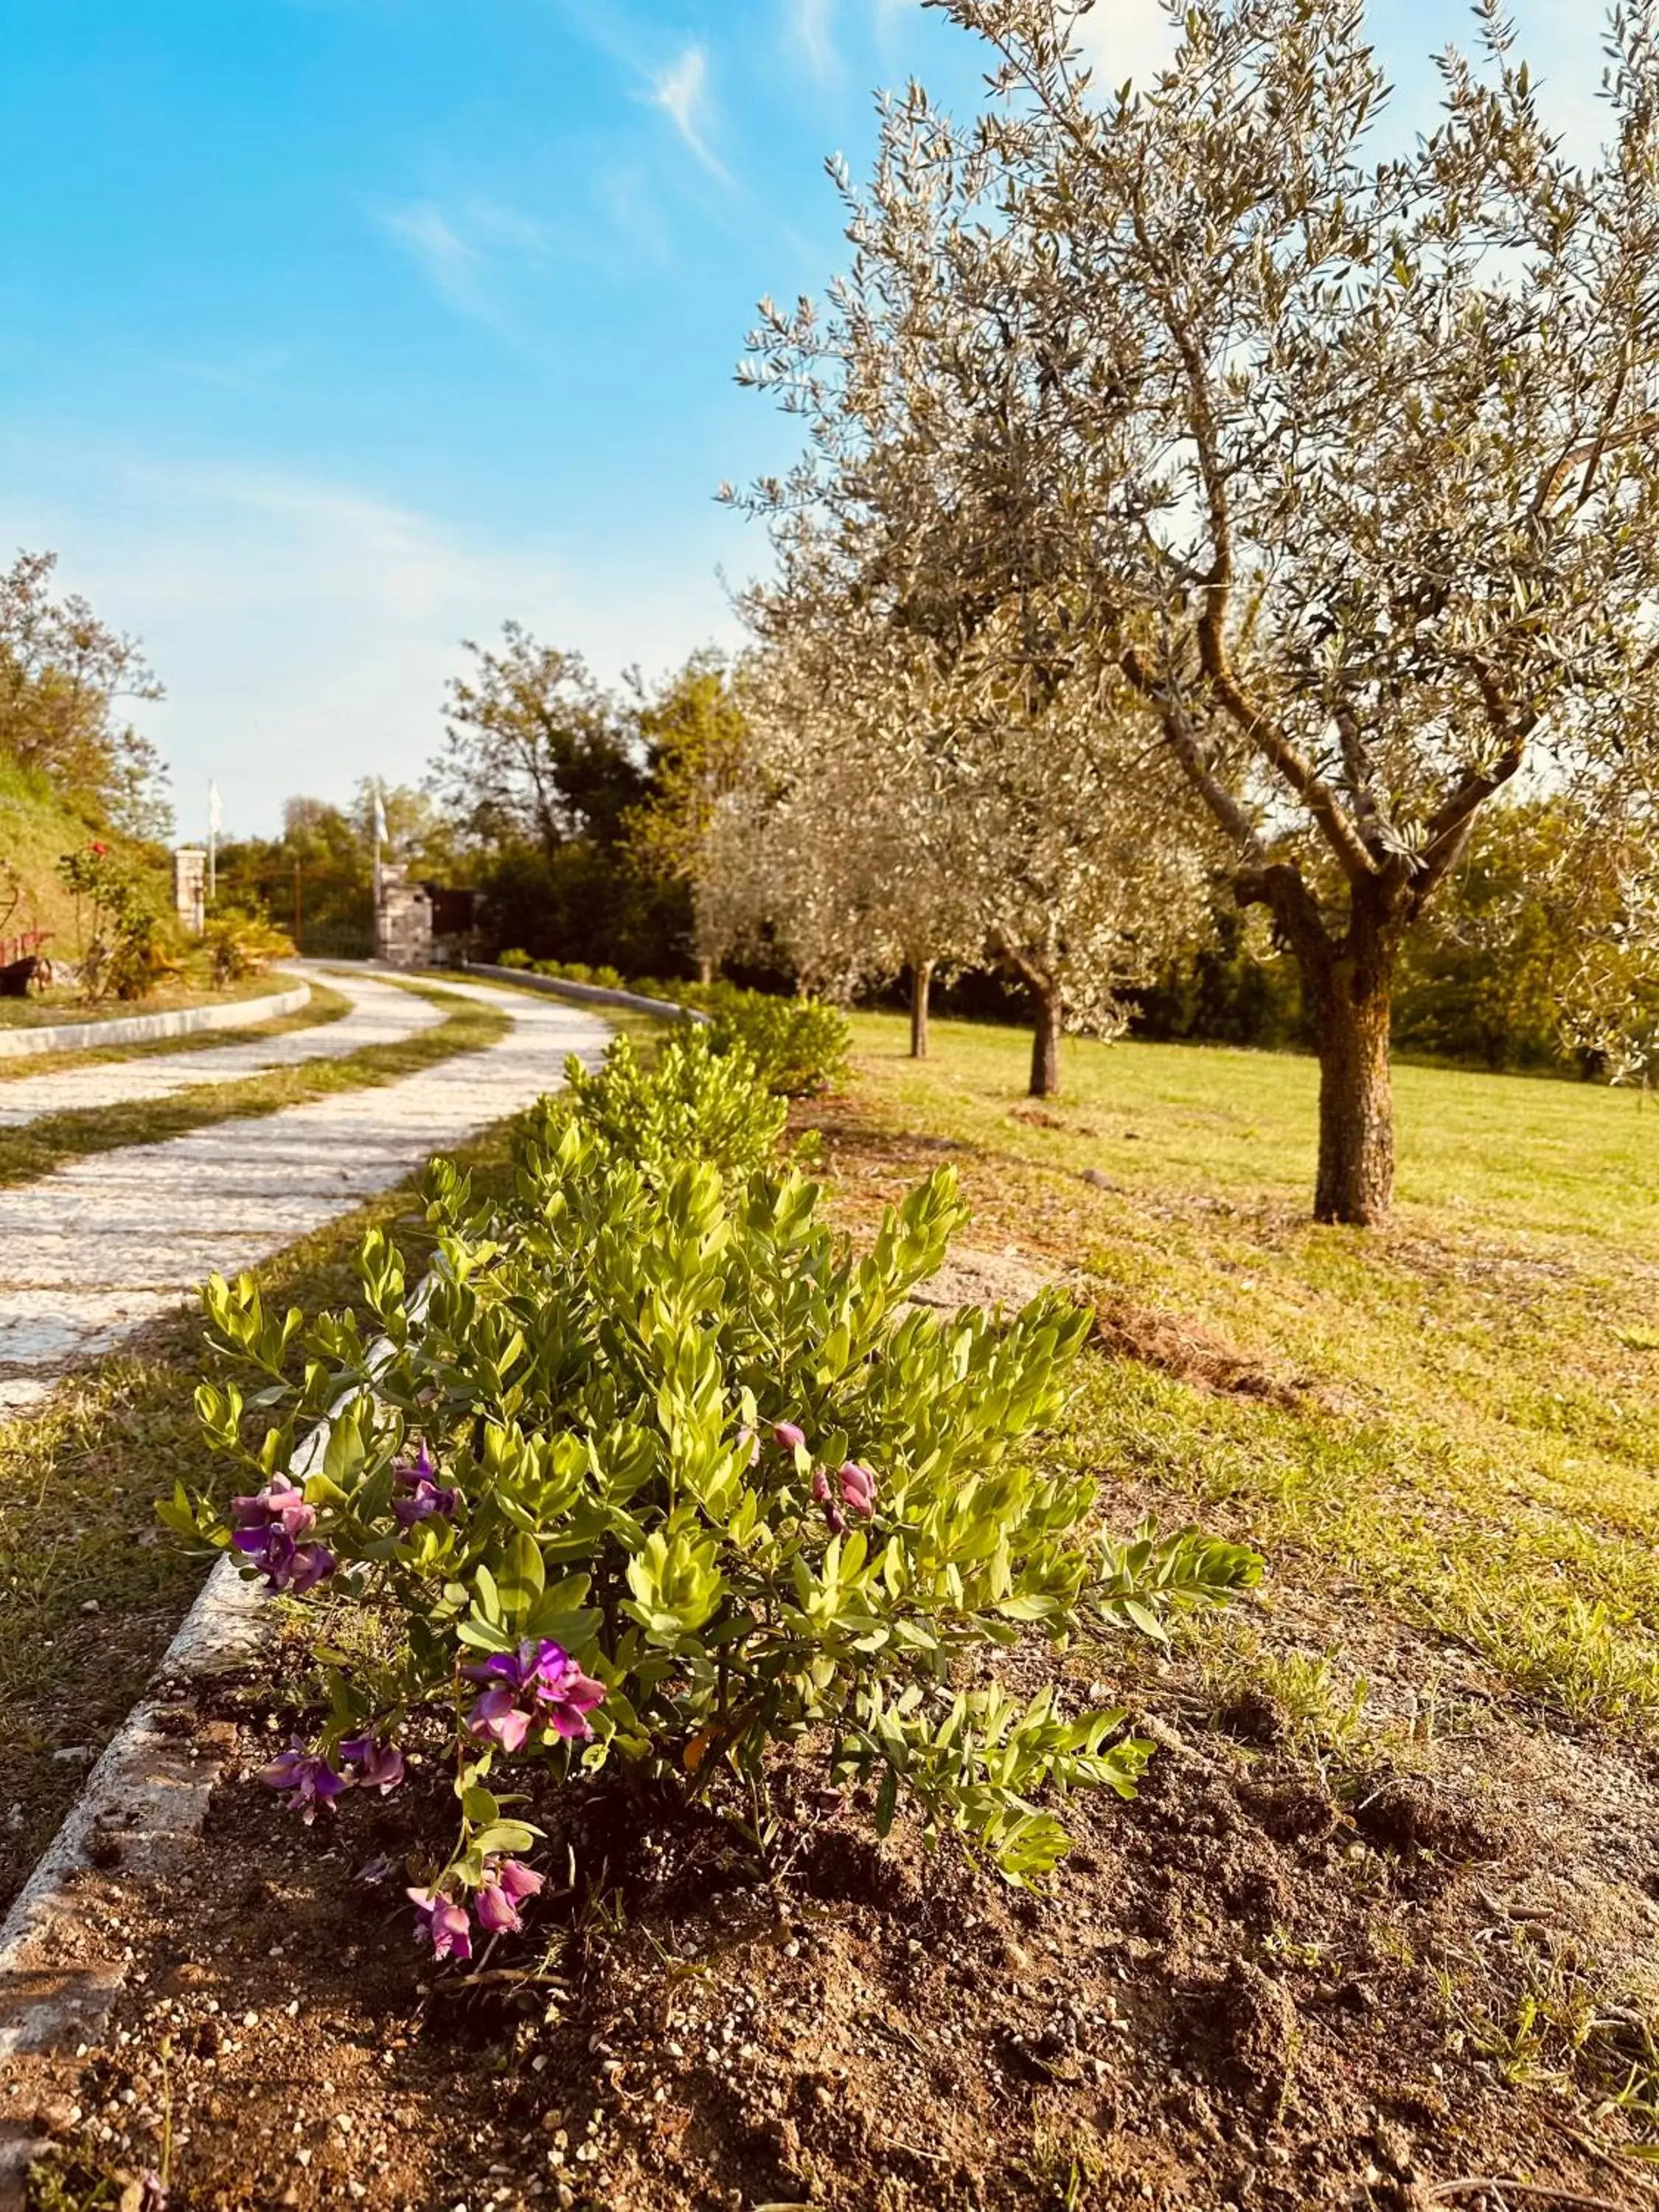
(497, 947, 532, 970)
(167, 1032, 1257, 1960)
(204, 909, 295, 986)
(55, 841, 181, 1002)
(591, 964, 624, 990)
(551, 1027, 788, 1183)
(685, 981, 851, 1096)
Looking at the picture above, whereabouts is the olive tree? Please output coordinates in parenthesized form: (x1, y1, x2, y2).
(738, 558, 982, 1048)
(735, 94, 1205, 1091)
(910, 0, 1659, 1220)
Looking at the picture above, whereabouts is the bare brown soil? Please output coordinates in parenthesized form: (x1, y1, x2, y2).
(16, 1604, 1659, 2212)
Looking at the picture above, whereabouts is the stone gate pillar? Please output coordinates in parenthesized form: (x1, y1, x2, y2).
(173, 847, 206, 936)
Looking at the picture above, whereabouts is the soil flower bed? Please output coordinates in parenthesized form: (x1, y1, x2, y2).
(20, 1633, 1658, 2212)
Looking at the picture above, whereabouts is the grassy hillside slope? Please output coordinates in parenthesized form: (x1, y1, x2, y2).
(0, 751, 164, 961)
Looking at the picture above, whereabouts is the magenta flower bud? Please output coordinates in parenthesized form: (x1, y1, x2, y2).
(475, 1879, 523, 1935)
(408, 1888, 472, 1962)
(810, 1468, 830, 1504)
(825, 1503, 847, 1536)
(838, 1461, 877, 1517)
(495, 1858, 544, 1907)
(773, 1422, 807, 1453)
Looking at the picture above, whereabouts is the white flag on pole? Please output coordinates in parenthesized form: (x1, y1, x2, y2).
(372, 782, 387, 846)
(208, 779, 223, 834)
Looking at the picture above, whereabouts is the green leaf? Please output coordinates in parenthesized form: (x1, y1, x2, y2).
(469, 1819, 540, 1858)
(497, 1529, 546, 1619)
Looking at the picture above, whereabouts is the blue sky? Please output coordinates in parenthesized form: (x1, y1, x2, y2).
(0, 0, 1604, 838)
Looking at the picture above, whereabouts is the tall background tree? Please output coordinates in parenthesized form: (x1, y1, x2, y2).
(0, 549, 168, 838)
(427, 624, 692, 974)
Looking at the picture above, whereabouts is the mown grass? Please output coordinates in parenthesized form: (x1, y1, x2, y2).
(836, 1011, 1659, 1731)
(0, 973, 351, 1082)
(0, 980, 508, 1187)
(0, 1002, 675, 1916)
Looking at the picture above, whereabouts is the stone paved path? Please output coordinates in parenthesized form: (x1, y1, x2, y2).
(0, 975, 607, 1408)
(0, 964, 445, 1129)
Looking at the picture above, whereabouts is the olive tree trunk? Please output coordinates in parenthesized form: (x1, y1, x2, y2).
(1028, 980, 1063, 1098)
(1307, 903, 1399, 1228)
(1244, 864, 1400, 1227)
(909, 960, 934, 1058)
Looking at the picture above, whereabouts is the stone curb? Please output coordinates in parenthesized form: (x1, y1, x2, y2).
(0, 1554, 266, 2197)
(0, 981, 310, 1060)
(460, 961, 708, 1024)
(0, 1326, 402, 2201)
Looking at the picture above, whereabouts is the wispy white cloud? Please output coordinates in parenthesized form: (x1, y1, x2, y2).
(648, 44, 732, 183)
(1, 443, 741, 833)
(790, 0, 841, 83)
(376, 195, 556, 322)
(379, 200, 484, 311)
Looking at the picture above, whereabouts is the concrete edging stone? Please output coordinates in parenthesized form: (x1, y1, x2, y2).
(0, 1333, 400, 2199)
(0, 981, 311, 1060)
(460, 961, 708, 1024)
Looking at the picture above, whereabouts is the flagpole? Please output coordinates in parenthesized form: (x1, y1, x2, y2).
(207, 779, 220, 908)
(371, 780, 384, 957)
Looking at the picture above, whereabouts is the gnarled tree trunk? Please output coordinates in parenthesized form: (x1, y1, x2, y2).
(1028, 978, 1062, 1097)
(1311, 955, 1395, 1225)
(1242, 865, 1399, 1227)
(909, 959, 933, 1058)
(697, 955, 714, 987)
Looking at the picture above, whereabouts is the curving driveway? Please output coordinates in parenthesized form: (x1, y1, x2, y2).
(0, 974, 608, 1409)
(0, 964, 447, 1129)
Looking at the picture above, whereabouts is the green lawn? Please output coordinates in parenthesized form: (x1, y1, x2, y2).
(835, 1013, 1659, 1728)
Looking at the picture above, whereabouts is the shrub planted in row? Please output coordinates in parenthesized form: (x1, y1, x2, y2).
(492, 951, 852, 1096)
(164, 1027, 1258, 1964)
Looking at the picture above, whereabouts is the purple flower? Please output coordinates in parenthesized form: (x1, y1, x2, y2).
(393, 1477, 459, 1529)
(408, 1887, 472, 1963)
(463, 1638, 606, 1750)
(230, 1474, 316, 1537)
(773, 1422, 807, 1453)
(474, 1857, 544, 1937)
(229, 1475, 335, 1592)
(838, 1461, 877, 1517)
(392, 1443, 459, 1529)
(466, 1685, 532, 1753)
(341, 1735, 406, 1792)
(259, 1742, 350, 1823)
